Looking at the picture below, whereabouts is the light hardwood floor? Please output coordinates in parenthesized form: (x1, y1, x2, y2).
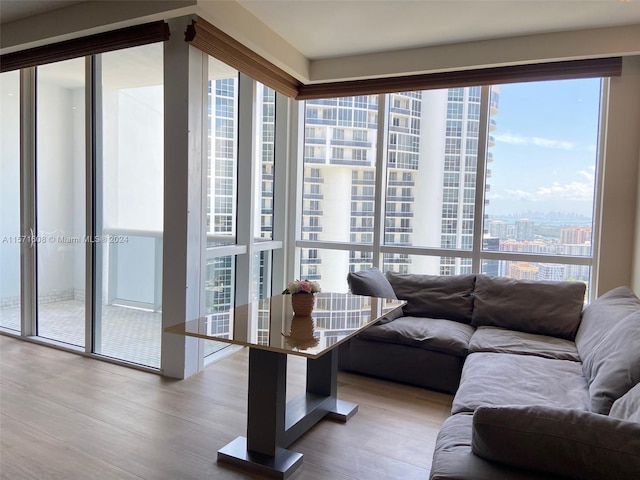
(0, 335, 452, 480)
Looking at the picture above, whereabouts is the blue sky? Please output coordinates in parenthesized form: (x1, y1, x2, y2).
(486, 78, 601, 218)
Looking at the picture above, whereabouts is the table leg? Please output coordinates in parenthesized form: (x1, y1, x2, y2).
(307, 348, 358, 421)
(217, 347, 358, 478)
(217, 348, 302, 479)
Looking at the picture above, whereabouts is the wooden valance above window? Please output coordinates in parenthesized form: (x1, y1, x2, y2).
(185, 17, 302, 98)
(296, 57, 623, 100)
(0, 21, 170, 73)
(185, 17, 622, 100)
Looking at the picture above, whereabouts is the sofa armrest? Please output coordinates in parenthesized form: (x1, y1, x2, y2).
(471, 405, 640, 480)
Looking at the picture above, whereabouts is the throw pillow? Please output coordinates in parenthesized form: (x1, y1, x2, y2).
(472, 405, 640, 480)
(471, 275, 585, 340)
(575, 285, 640, 364)
(584, 310, 640, 414)
(346, 267, 397, 299)
(610, 381, 640, 423)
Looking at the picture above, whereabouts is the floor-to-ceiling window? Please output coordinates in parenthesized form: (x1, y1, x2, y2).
(482, 79, 600, 293)
(298, 78, 602, 299)
(0, 71, 21, 331)
(201, 53, 284, 357)
(1, 38, 167, 368)
(95, 43, 164, 367)
(0, 19, 290, 374)
(35, 58, 86, 347)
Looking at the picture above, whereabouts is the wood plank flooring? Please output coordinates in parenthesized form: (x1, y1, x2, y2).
(0, 335, 452, 480)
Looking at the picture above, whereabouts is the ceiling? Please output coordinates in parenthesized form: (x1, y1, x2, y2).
(2, 0, 640, 61)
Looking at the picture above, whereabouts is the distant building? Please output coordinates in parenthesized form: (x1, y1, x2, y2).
(537, 263, 565, 281)
(560, 226, 592, 245)
(508, 262, 538, 280)
(515, 218, 534, 241)
(488, 220, 507, 239)
(482, 236, 500, 276)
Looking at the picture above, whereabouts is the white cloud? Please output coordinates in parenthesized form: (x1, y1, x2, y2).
(494, 132, 575, 150)
(501, 182, 593, 204)
(536, 181, 593, 201)
(579, 166, 596, 182)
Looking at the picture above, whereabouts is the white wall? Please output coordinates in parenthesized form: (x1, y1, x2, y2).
(596, 56, 640, 295)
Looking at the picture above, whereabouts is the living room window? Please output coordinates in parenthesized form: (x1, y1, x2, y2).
(297, 78, 603, 296)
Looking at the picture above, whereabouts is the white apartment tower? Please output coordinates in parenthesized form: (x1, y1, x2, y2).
(301, 87, 496, 285)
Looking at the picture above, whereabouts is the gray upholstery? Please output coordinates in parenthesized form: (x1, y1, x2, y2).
(345, 267, 401, 323)
(610, 381, 640, 423)
(575, 285, 640, 366)
(582, 310, 640, 414)
(357, 316, 474, 357)
(346, 267, 397, 299)
(430, 413, 559, 480)
(471, 275, 585, 340)
(349, 337, 463, 393)
(386, 272, 476, 324)
(468, 326, 580, 361)
(339, 276, 640, 480)
(472, 405, 640, 480)
(452, 352, 589, 414)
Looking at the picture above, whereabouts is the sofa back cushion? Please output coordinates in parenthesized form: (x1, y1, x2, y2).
(386, 272, 475, 323)
(471, 275, 585, 340)
(575, 286, 640, 363)
(582, 310, 640, 414)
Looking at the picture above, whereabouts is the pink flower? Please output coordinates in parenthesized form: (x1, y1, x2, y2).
(299, 280, 313, 293)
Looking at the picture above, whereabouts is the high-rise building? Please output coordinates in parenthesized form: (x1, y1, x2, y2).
(301, 87, 496, 283)
(482, 236, 500, 276)
(488, 220, 507, 239)
(560, 226, 592, 245)
(537, 263, 565, 281)
(515, 218, 534, 241)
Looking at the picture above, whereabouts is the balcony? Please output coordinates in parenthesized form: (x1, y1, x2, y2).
(330, 158, 371, 167)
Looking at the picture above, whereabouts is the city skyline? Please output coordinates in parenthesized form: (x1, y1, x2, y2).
(487, 78, 601, 217)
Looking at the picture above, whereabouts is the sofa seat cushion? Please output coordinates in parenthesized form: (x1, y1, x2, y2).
(471, 275, 586, 340)
(468, 326, 580, 361)
(386, 272, 476, 324)
(452, 352, 589, 414)
(472, 405, 640, 480)
(357, 316, 474, 358)
(429, 413, 559, 480)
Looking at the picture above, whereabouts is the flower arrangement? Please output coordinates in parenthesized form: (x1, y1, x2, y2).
(282, 279, 321, 295)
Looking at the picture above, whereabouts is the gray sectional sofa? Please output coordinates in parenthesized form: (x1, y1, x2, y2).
(343, 269, 640, 480)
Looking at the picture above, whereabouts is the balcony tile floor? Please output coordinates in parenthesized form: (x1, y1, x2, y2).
(0, 300, 161, 368)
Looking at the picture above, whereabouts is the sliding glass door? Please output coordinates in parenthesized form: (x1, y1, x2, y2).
(0, 71, 21, 331)
(95, 43, 164, 367)
(35, 58, 86, 346)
